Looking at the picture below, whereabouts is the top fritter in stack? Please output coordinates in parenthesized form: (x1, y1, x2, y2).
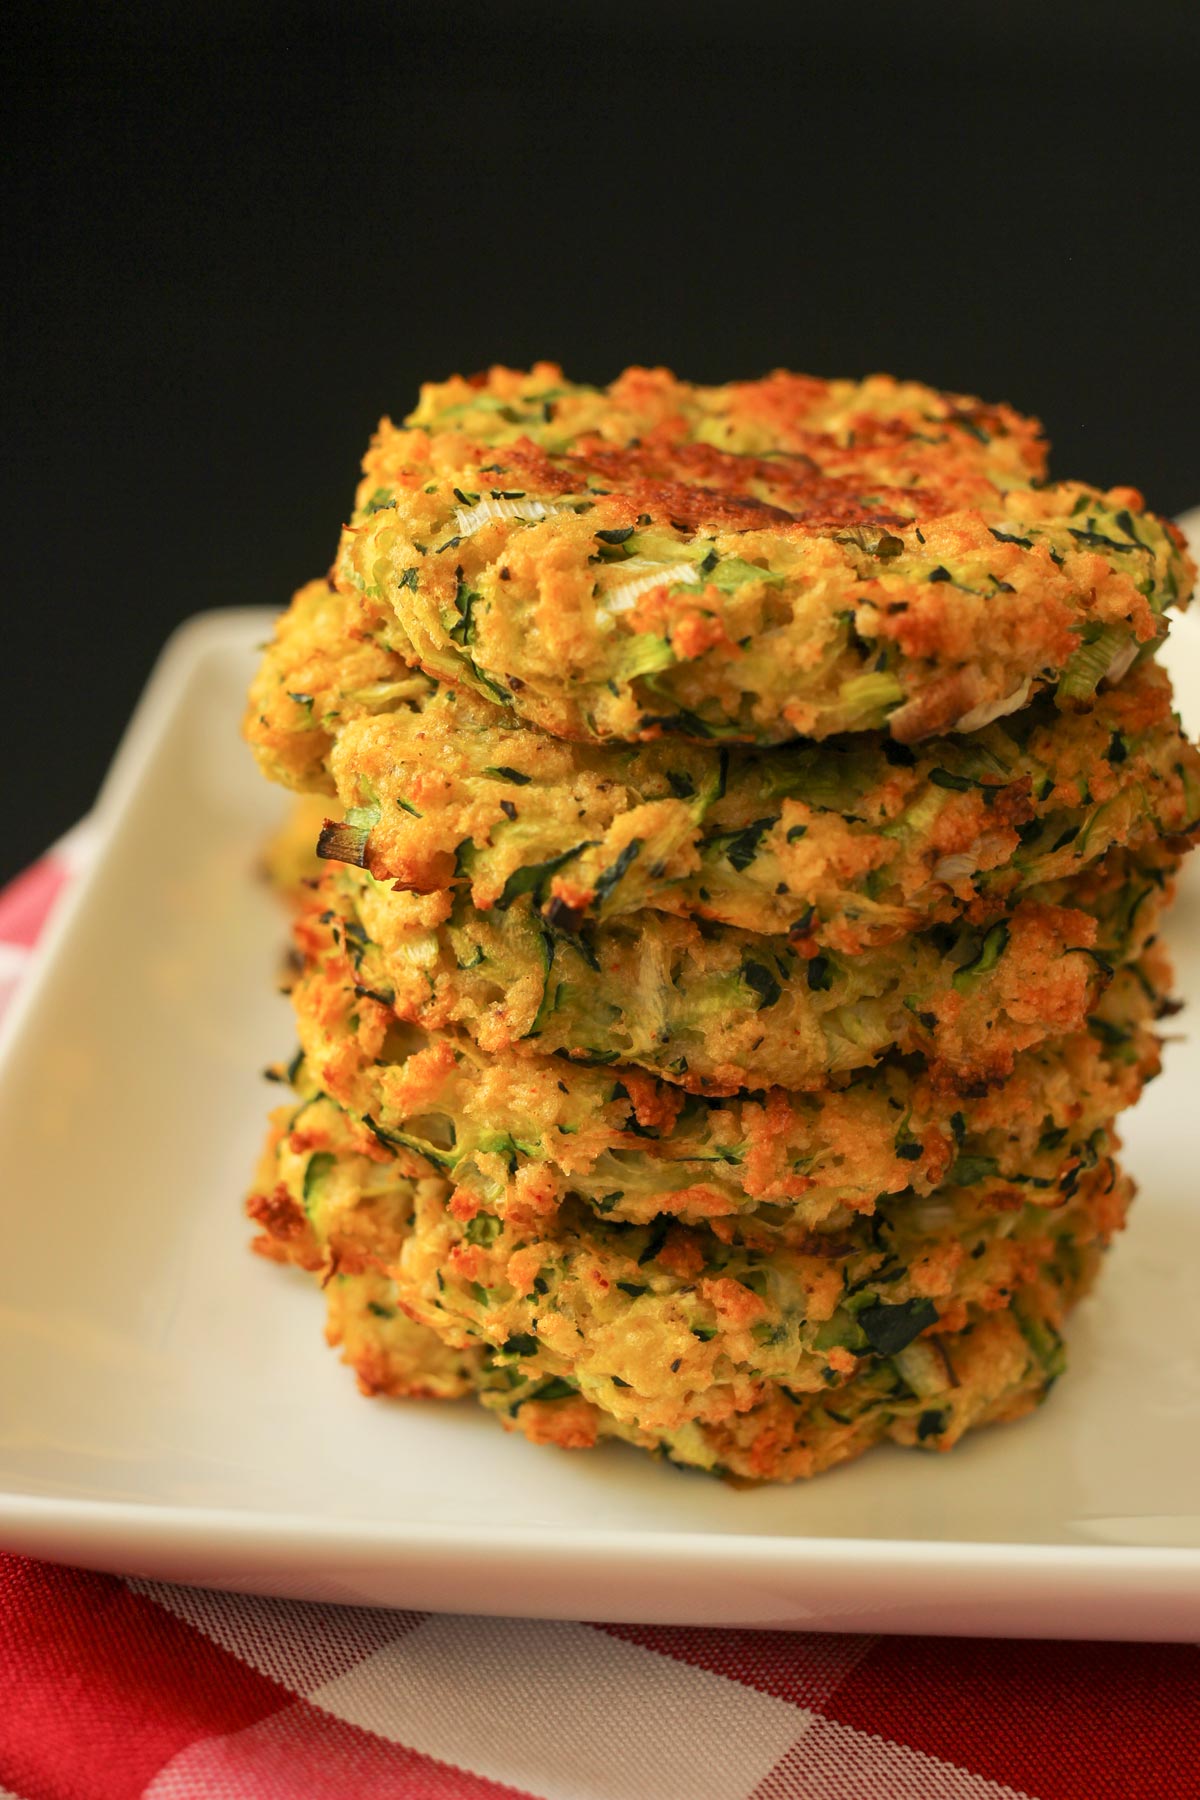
(244, 365, 1199, 1483)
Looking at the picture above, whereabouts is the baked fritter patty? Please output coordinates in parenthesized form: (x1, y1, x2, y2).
(329, 1262, 1081, 1483)
(478, 1257, 1093, 1484)
(299, 846, 1172, 1094)
(282, 945, 1167, 1234)
(249, 1091, 1115, 1482)
(335, 365, 1193, 747)
(249, 579, 1200, 951)
(245, 578, 430, 794)
(395, 1154, 1126, 1439)
(247, 1104, 480, 1399)
(331, 655, 1199, 952)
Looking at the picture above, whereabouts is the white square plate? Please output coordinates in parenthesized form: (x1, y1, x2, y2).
(2, 605, 1199, 1640)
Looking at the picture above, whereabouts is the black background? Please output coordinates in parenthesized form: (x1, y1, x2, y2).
(5, 0, 1199, 884)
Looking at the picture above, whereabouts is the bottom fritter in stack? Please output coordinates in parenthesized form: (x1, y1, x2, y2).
(243, 365, 1199, 1484)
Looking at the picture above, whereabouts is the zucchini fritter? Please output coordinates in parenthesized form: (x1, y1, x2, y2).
(245, 577, 432, 793)
(249, 1089, 1117, 1483)
(396, 1158, 1126, 1439)
(247, 1104, 479, 1399)
(281, 948, 1167, 1234)
(478, 1258, 1096, 1484)
(301, 846, 1172, 1094)
(248, 578, 1199, 951)
(336, 365, 1193, 747)
(327, 1261, 1083, 1483)
(330, 655, 1199, 949)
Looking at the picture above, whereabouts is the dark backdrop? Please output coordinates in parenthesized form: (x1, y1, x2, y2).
(5, 0, 1199, 883)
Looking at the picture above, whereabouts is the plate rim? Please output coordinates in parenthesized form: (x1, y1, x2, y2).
(5, 1487, 1200, 1571)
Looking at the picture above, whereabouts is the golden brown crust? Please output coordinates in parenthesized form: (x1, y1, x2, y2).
(245, 575, 1200, 952)
(247, 1077, 1119, 1483)
(293, 844, 1172, 1096)
(334, 366, 1193, 748)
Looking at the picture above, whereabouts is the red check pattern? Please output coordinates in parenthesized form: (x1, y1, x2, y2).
(2, 846, 1198, 1800)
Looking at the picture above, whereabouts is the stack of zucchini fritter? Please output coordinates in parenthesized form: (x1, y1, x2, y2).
(244, 366, 1198, 1483)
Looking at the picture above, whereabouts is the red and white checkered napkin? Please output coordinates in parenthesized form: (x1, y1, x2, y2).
(2, 843, 1198, 1800)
